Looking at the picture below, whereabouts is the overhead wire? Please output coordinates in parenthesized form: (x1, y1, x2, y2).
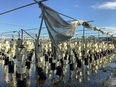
(0, 2, 37, 15)
(0, 0, 48, 15)
(0, 21, 38, 29)
(0, 1, 114, 37)
(0, 0, 76, 20)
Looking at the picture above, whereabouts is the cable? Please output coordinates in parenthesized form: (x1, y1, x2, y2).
(0, 28, 17, 31)
(22, 29, 36, 39)
(0, 2, 37, 15)
(0, 0, 76, 20)
(0, 21, 38, 28)
(0, 0, 48, 16)
(39, 2, 77, 20)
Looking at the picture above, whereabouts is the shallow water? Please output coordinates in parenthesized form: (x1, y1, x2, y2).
(0, 57, 116, 87)
(0, 59, 36, 87)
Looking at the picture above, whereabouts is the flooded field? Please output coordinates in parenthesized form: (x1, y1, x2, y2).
(0, 58, 36, 87)
(0, 0, 116, 87)
(0, 55, 116, 87)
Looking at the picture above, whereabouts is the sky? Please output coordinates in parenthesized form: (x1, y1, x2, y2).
(0, 0, 116, 38)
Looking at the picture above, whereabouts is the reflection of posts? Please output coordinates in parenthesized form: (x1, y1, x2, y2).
(26, 76, 31, 87)
(16, 62, 26, 87)
(10, 74, 16, 87)
(16, 46, 27, 87)
(36, 45, 47, 86)
(4, 67, 9, 83)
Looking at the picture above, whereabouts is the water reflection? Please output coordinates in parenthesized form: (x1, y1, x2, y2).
(0, 53, 116, 87)
(3, 66, 9, 83)
(9, 74, 16, 87)
(0, 58, 35, 87)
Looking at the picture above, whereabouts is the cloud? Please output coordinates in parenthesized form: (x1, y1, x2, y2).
(105, 27, 116, 30)
(92, 1, 116, 10)
(103, 27, 116, 34)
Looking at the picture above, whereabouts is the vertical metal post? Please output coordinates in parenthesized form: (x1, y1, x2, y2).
(18, 31, 20, 39)
(98, 31, 100, 54)
(82, 26, 85, 82)
(98, 31, 100, 41)
(21, 29, 23, 40)
(82, 20, 94, 83)
(35, 17, 43, 87)
(107, 33, 109, 50)
(21, 29, 23, 45)
(37, 18, 44, 42)
(35, 34, 37, 38)
(12, 34, 14, 39)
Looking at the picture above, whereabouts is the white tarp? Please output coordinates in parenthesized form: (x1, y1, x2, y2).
(39, 3, 114, 43)
(39, 3, 83, 43)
